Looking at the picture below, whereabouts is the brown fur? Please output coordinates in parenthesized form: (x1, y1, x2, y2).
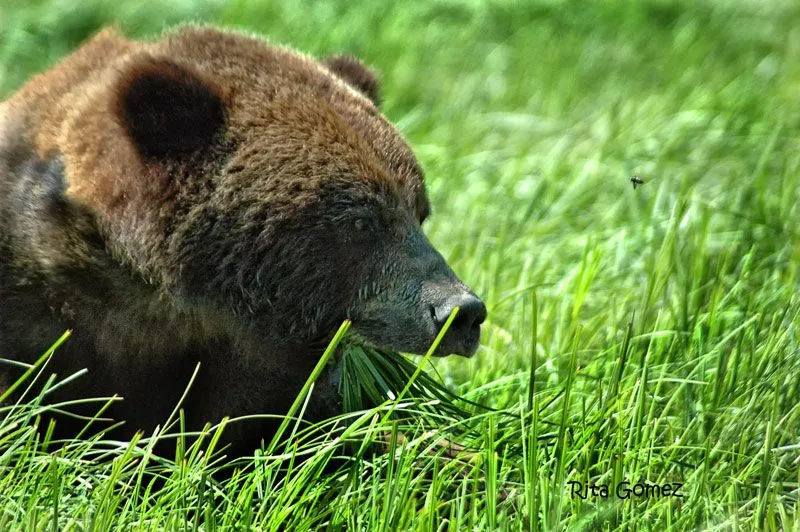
(0, 25, 485, 456)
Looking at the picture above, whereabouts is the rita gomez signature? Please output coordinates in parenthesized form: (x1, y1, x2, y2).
(567, 479, 684, 500)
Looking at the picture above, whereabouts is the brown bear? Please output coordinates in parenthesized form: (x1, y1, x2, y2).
(0, 25, 486, 456)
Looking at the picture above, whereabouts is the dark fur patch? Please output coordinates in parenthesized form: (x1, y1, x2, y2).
(21, 156, 68, 217)
(114, 57, 226, 160)
(324, 55, 381, 105)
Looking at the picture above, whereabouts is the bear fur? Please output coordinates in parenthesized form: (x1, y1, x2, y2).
(0, 25, 486, 456)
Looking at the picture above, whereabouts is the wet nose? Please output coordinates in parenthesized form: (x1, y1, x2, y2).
(432, 293, 487, 334)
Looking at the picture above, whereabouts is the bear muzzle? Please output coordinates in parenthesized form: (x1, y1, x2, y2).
(429, 291, 487, 357)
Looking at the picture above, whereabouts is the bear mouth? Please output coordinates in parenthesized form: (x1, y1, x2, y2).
(433, 326, 482, 358)
(345, 321, 482, 359)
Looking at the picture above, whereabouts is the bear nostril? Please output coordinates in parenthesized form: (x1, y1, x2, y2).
(433, 293, 487, 332)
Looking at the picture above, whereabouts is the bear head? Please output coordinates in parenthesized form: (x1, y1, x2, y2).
(54, 26, 487, 360)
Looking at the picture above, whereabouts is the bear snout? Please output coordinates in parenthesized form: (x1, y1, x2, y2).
(429, 291, 487, 357)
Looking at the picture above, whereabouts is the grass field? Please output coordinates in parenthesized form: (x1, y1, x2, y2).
(2, 0, 800, 529)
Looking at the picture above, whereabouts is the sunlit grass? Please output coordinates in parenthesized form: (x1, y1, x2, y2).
(2, 0, 800, 529)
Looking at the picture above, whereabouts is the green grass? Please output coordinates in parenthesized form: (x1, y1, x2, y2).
(2, 0, 800, 529)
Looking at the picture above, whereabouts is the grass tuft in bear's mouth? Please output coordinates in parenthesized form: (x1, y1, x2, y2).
(334, 310, 490, 432)
(336, 339, 474, 421)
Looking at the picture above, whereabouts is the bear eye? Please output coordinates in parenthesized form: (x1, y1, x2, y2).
(354, 217, 373, 232)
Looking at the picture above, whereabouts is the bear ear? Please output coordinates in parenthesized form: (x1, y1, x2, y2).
(323, 55, 381, 106)
(114, 57, 226, 161)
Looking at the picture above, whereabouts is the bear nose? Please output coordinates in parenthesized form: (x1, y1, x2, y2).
(432, 293, 487, 334)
